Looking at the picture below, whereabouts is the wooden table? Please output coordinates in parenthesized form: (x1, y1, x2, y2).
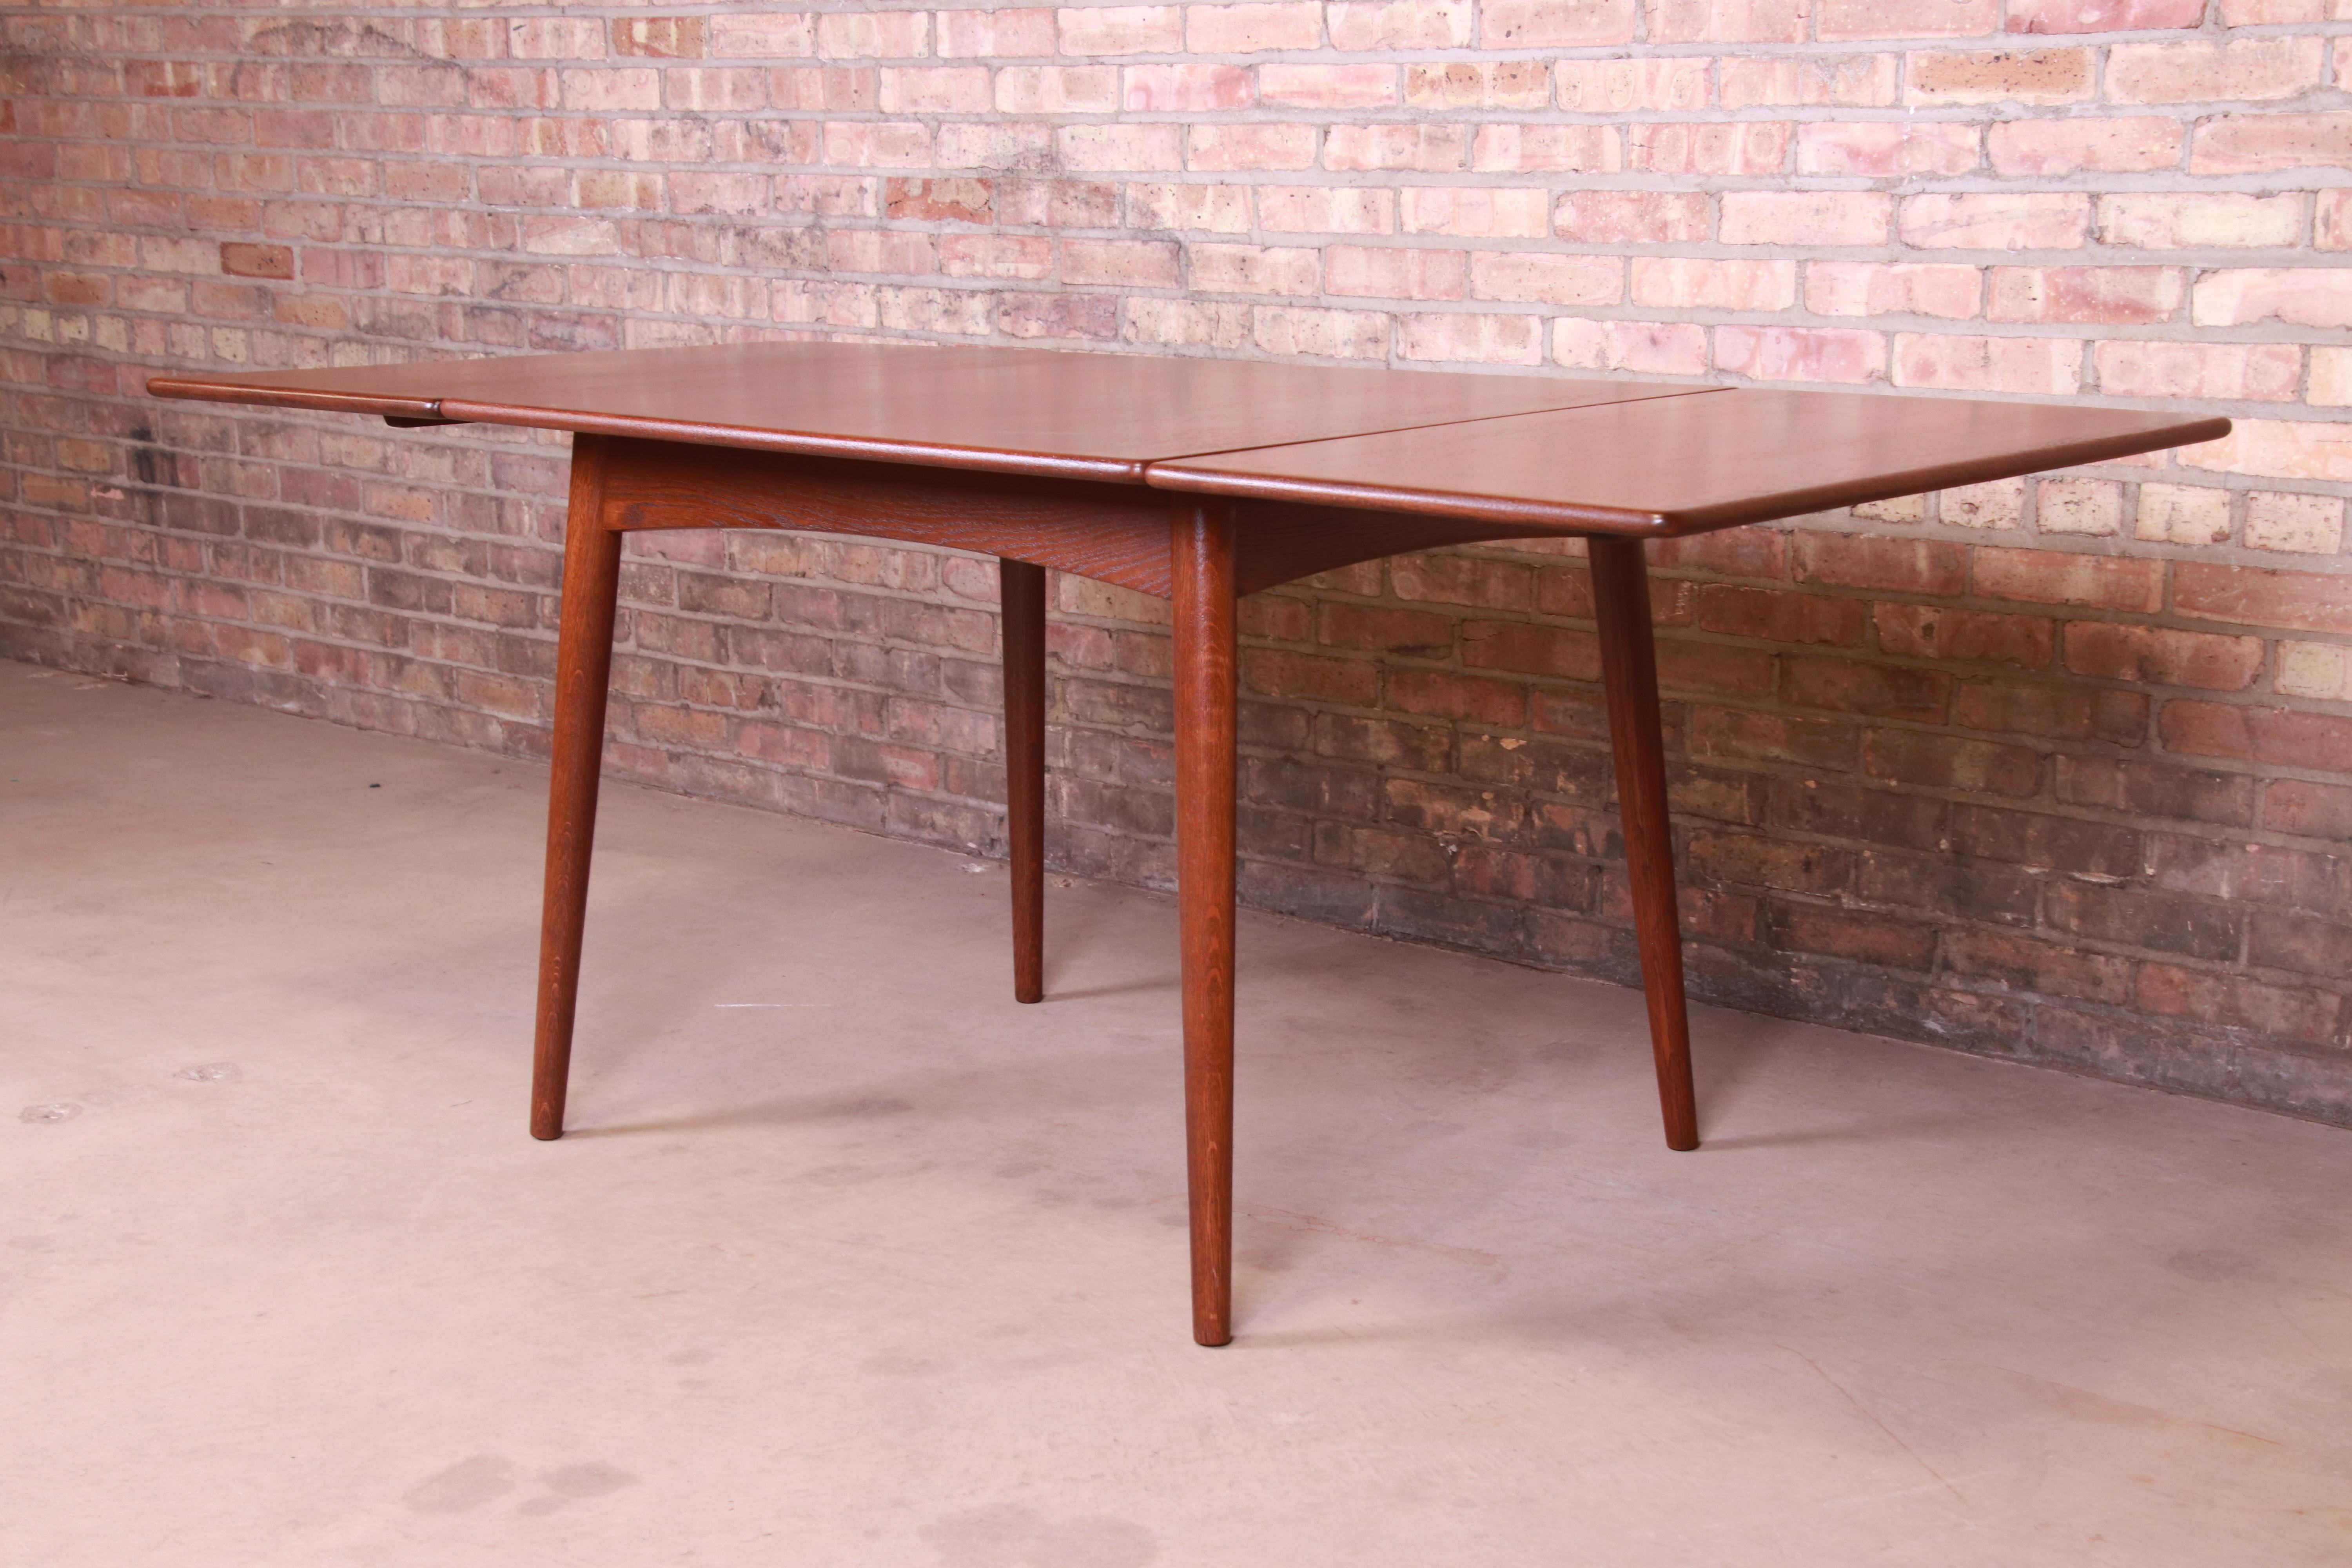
(152, 343, 2225, 1345)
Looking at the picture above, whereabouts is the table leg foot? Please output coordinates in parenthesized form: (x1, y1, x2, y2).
(1173, 498, 1238, 1345)
(1590, 536, 1700, 1153)
(532, 436, 622, 1142)
(1000, 559, 1047, 1005)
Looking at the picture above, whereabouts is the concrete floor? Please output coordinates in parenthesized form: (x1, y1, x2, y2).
(4, 657, 2349, 1566)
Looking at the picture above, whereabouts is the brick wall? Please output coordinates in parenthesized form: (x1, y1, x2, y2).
(4, 3, 2349, 1122)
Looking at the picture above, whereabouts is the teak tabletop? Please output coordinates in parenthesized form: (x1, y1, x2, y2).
(152, 341, 2228, 1346)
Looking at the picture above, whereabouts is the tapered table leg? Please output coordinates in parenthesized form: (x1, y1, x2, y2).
(1171, 497, 1238, 1347)
(1000, 559, 1047, 1004)
(531, 435, 622, 1141)
(1590, 535, 1700, 1152)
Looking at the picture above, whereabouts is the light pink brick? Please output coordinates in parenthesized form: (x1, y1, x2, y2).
(1259, 64, 1398, 107)
(1716, 325, 1888, 384)
(822, 122, 934, 169)
(2247, 492, 2347, 554)
(1940, 478, 2027, 529)
(1187, 123, 1318, 171)
(1056, 6, 1183, 53)
(1252, 304, 1390, 358)
(1900, 193, 2088, 249)
(1819, 0, 1997, 37)
(1718, 54, 1897, 108)
(1720, 191, 1889, 247)
(2192, 114, 2352, 176)
(940, 234, 1056, 280)
(2096, 341, 2302, 402)
(2037, 478, 2125, 536)
(1259, 185, 1396, 233)
(938, 8, 1056, 56)
(2097, 192, 2305, 249)
(1124, 182, 1253, 231)
(1806, 261, 1982, 319)
(1119, 64, 1248, 110)
(936, 122, 1057, 169)
(1555, 190, 1710, 244)
(1470, 251, 1624, 305)
(1401, 187, 1551, 238)
(817, 10, 929, 58)
(1480, 0, 1640, 47)
(1630, 122, 1791, 175)
(1188, 243, 1319, 294)
(1646, 0, 1809, 40)
(2009, 0, 2202, 27)
(1553, 318, 1710, 375)
(1000, 65, 1121, 112)
(1630, 257, 1797, 310)
(1062, 238, 1180, 287)
(1185, 2, 1323, 50)
(1555, 58, 1710, 112)
(1055, 123, 1183, 171)
(1327, 124, 1470, 172)
(2312, 347, 2352, 406)
(709, 13, 816, 56)
(1326, 0, 1475, 47)
(1893, 334, 2082, 394)
(1796, 122, 1979, 177)
(510, 19, 608, 58)
(827, 228, 939, 274)
(2109, 39, 2324, 105)
(562, 69, 661, 111)
(2134, 484, 2233, 545)
(2192, 269, 2352, 329)
(2323, 191, 2352, 251)
(1400, 312, 1546, 365)
(1989, 267, 2185, 325)
(1328, 245, 1468, 299)
(878, 66, 991, 112)
(1470, 125, 1620, 173)
(2180, 421, 2352, 484)
(1405, 61, 1553, 109)
(1987, 118, 2184, 175)
(1907, 49, 2092, 105)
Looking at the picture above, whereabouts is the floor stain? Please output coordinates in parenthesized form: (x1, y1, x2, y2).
(401, 1455, 517, 1514)
(517, 1461, 637, 1516)
(919, 1503, 1158, 1567)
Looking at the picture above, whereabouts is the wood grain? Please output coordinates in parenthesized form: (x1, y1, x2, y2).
(1172, 495, 1240, 1348)
(1000, 558, 1047, 1006)
(532, 435, 623, 1142)
(1590, 537, 1699, 1152)
(149, 339, 1696, 485)
(1151, 388, 2231, 537)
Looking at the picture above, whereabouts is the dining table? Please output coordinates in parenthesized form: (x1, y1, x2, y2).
(149, 341, 2229, 1345)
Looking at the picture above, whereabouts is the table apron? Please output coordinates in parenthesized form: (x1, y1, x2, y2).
(588, 435, 1590, 600)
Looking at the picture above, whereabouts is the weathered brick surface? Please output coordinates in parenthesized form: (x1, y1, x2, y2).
(2, 2, 2349, 1123)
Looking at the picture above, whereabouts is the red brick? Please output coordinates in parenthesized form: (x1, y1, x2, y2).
(2174, 563, 2352, 634)
(2161, 702, 2352, 773)
(1973, 548, 2163, 612)
(1784, 655, 1952, 721)
(1955, 678, 2148, 744)
(1865, 730, 2041, 795)
(1794, 534, 1968, 595)
(2062, 623, 2265, 691)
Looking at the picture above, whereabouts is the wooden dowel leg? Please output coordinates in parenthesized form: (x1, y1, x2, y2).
(1000, 559, 1047, 1005)
(531, 435, 622, 1142)
(1589, 535, 1700, 1153)
(1171, 497, 1238, 1347)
